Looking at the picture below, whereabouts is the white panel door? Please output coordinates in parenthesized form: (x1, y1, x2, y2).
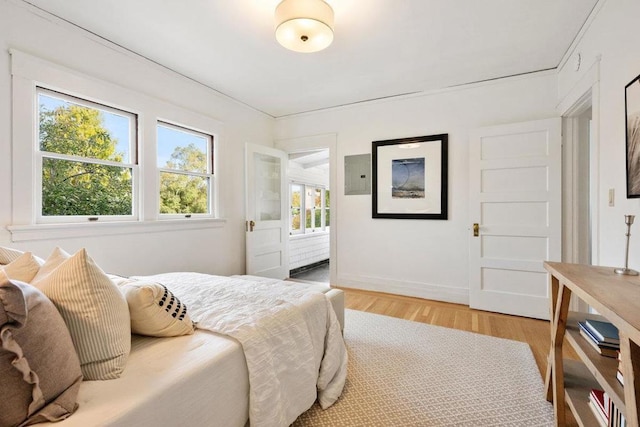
(469, 118, 561, 320)
(245, 143, 289, 279)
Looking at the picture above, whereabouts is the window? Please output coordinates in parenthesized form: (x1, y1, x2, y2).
(157, 122, 214, 216)
(325, 189, 330, 227)
(290, 183, 303, 233)
(10, 51, 224, 241)
(37, 88, 137, 221)
(290, 183, 329, 234)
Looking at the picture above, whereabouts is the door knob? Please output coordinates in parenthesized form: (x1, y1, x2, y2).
(249, 220, 255, 232)
(473, 223, 479, 237)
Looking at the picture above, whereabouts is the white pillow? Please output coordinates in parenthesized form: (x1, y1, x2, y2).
(0, 252, 42, 283)
(120, 280, 195, 337)
(106, 273, 131, 287)
(0, 246, 24, 265)
(35, 249, 131, 380)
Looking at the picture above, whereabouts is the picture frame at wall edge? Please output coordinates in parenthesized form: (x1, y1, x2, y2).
(624, 72, 640, 198)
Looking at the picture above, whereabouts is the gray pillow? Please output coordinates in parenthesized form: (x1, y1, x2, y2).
(0, 271, 83, 427)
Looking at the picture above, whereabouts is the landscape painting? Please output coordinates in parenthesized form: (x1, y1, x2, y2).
(391, 157, 425, 198)
(372, 134, 448, 220)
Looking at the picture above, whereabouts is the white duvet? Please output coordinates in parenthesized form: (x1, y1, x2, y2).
(132, 273, 347, 427)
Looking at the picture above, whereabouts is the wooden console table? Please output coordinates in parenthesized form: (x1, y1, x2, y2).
(544, 262, 640, 427)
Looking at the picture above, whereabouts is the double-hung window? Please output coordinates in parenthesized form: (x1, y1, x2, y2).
(37, 88, 137, 222)
(157, 122, 214, 217)
(290, 183, 329, 234)
(10, 51, 223, 242)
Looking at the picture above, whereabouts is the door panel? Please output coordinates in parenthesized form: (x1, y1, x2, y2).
(469, 118, 561, 319)
(245, 143, 289, 279)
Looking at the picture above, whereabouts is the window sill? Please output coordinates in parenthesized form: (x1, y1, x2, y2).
(7, 218, 227, 242)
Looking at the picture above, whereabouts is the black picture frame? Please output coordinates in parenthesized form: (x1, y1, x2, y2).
(372, 134, 448, 220)
(626, 73, 640, 198)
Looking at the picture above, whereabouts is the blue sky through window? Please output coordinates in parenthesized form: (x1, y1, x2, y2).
(157, 124, 208, 172)
(38, 93, 132, 162)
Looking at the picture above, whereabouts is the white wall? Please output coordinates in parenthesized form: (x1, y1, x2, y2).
(290, 234, 329, 271)
(557, 0, 640, 270)
(0, 0, 274, 276)
(275, 73, 559, 303)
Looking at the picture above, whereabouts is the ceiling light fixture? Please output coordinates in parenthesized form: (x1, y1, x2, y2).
(275, 0, 334, 53)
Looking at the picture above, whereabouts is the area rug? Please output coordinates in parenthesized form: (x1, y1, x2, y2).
(294, 309, 554, 426)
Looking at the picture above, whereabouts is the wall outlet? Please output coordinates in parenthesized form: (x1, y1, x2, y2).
(609, 188, 615, 207)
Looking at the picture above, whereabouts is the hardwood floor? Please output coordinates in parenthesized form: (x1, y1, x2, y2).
(339, 286, 580, 426)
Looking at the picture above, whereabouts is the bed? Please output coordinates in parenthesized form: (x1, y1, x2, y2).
(37, 272, 347, 427)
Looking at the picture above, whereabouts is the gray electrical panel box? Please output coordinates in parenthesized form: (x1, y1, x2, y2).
(344, 154, 371, 195)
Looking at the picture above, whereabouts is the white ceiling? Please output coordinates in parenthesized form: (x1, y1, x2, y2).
(23, 0, 598, 118)
(289, 149, 329, 170)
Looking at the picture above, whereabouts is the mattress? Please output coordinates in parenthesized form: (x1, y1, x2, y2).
(232, 275, 345, 330)
(42, 331, 249, 427)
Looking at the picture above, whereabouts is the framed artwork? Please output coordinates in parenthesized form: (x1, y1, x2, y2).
(626, 73, 640, 198)
(372, 134, 448, 219)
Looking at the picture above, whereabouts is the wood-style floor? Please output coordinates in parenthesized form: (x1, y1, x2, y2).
(339, 287, 579, 426)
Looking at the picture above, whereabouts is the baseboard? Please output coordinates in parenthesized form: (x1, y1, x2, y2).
(337, 273, 469, 305)
(289, 259, 329, 276)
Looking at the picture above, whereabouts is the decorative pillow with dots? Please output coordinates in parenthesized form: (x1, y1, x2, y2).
(119, 280, 195, 337)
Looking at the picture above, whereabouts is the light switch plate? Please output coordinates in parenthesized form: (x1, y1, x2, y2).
(609, 188, 615, 207)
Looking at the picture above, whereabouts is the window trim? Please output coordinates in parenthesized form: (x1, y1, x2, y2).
(35, 87, 140, 223)
(10, 49, 224, 241)
(156, 121, 215, 219)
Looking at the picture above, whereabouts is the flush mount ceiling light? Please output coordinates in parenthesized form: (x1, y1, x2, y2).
(275, 0, 334, 53)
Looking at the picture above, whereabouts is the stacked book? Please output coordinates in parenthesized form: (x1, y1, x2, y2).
(589, 389, 627, 427)
(617, 352, 624, 386)
(577, 318, 620, 358)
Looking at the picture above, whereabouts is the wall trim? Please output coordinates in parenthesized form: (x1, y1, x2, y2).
(275, 70, 557, 121)
(7, 218, 227, 242)
(337, 273, 469, 306)
(557, 0, 608, 71)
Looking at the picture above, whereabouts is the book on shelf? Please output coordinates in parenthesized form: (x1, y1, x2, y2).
(588, 398, 607, 427)
(585, 318, 620, 345)
(578, 322, 620, 358)
(590, 389, 608, 418)
(589, 388, 628, 427)
(616, 350, 625, 386)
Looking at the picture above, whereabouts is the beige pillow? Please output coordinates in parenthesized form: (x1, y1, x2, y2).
(31, 247, 70, 284)
(0, 252, 42, 283)
(35, 248, 131, 380)
(0, 246, 24, 265)
(120, 280, 195, 337)
(0, 271, 83, 426)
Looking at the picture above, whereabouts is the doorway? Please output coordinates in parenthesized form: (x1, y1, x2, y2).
(275, 133, 338, 285)
(562, 92, 595, 313)
(287, 149, 331, 283)
(563, 97, 594, 267)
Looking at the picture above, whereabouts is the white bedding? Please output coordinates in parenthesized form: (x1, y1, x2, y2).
(44, 331, 250, 426)
(133, 273, 348, 427)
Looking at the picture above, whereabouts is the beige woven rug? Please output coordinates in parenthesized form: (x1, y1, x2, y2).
(294, 309, 554, 426)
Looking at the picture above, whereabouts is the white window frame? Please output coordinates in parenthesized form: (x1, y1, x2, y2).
(9, 49, 224, 242)
(157, 121, 215, 218)
(290, 183, 304, 235)
(35, 87, 139, 223)
(289, 182, 329, 235)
